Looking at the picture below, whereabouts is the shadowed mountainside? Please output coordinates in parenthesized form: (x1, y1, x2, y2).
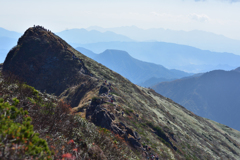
(152, 69, 240, 131)
(76, 47, 97, 59)
(140, 77, 176, 87)
(3, 26, 240, 159)
(77, 41, 240, 73)
(93, 49, 191, 84)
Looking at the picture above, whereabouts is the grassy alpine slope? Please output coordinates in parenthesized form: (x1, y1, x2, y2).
(0, 73, 136, 160)
(2, 26, 240, 159)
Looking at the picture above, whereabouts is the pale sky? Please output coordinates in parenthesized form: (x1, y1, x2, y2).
(1, 0, 240, 40)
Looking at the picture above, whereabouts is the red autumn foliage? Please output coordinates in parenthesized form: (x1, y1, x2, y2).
(62, 153, 72, 158)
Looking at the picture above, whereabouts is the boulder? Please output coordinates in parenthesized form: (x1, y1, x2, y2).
(134, 131, 141, 140)
(111, 124, 125, 135)
(91, 106, 113, 129)
(99, 85, 109, 95)
(109, 113, 115, 120)
(126, 127, 135, 137)
(128, 137, 141, 149)
(119, 122, 126, 128)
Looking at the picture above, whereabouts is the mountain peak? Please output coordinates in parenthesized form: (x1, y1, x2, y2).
(101, 49, 130, 57)
(3, 26, 93, 95)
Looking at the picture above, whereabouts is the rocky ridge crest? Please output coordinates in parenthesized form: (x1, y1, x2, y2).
(3, 26, 240, 159)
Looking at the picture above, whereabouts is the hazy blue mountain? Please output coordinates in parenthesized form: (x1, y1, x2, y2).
(92, 49, 191, 84)
(0, 37, 18, 50)
(74, 47, 191, 84)
(56, 28, 133, 44)
(140, 77, 176, 87)
(75, 47, 97, 59)
(0, 27, 21, 39)
(76, 41, 240, 73)
(87, 26, 240, 55)
(152, 68, 240, 131)
(0, 37, 19, 63)
(0, 49, 8, 63)
(0, 27, 21, 63)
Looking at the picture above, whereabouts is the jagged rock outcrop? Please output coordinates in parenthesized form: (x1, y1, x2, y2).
(99, 85, 109, 95)
(3, 27, 92, 95)
(91, 105, 114, 129)
(128, 137, 141, 149)
(86, 98, 143, 149)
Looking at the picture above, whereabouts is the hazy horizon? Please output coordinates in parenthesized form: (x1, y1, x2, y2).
(1, 0, 240, 40)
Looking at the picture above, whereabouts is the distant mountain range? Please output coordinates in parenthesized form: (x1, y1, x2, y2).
(0, 27, 133, 63)
(0, 27, 21, 39)
(76, 41, 240, 73)
(76, 48, 191, 84)
(152, 68, 240, 131)
(87, 26, 240, 55)
(56, 28, 133, 44)
(2, 27, 240, 74)
(139, 77, 176, 87)
(76, 47, 96, 59)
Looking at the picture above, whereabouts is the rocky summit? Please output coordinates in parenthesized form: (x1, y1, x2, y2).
(3, 26, 240, 159)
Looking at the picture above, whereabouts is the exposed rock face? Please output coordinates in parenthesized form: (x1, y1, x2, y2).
(99, 85, 109, 95)
(3, 27, 92, 95)
(111, 124, 125, 135)
(91, 106, 114, 129)
(86, 99, 142, 149)
(128, 137, 141, 149)
(86, 98, 114, 130)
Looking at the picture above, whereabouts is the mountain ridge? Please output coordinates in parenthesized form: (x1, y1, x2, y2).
(56, 28, 133, 44)
(75, 48, 192, 84)
(86, 26, 240, 55)
(3, 26, 240, 159)
(152, 68, 240, 131)
(76, 41, 240, 73)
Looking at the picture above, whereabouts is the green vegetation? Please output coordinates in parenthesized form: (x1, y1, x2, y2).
(0, 98, 52, 159)
(125, 108, 134, 115)
(0, 73, 137, 159)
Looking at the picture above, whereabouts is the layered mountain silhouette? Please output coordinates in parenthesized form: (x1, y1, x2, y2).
(77, 41, 240, 73)
(0, 27, 21, 39)
(87, 26, 240, 55)
(3, 26, 240, 159)
(140, 77, 176, 87)
(2, 27, 240, 73)
(76, 47, 97, 59)
(76, 48, 192, 84)
(152, 68, 240, 131)
(56, 28, 133, 44)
